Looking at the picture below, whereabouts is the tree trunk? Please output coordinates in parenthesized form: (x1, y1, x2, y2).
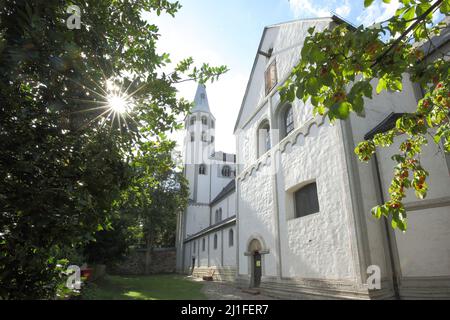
(144, 235, 152, 275)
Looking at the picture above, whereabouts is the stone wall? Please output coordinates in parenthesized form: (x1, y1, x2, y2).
(109, 247, 176, 275)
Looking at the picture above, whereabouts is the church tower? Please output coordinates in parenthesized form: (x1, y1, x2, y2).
(183, 83, 216, 203)
(176, 83, 237, 274)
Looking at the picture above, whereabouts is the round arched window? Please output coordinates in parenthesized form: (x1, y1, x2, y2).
(284, 105, 294, 136)
(222, 165, 231, 177)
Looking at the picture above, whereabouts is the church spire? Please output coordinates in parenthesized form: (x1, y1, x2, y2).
(191, 83, 211, 113)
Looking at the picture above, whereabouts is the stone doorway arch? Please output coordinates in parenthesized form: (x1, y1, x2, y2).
(245, 237, 268, 288)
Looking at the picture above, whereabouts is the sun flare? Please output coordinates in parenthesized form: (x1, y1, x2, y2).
(72, 75, 146, 131)
(107, 94, 128, 114)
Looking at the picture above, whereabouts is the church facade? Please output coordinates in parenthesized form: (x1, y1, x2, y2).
(175, 84, 238, 281)
(176, 16, 450, 299)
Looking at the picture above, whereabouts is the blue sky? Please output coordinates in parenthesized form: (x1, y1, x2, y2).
(144, 0, 404, 153)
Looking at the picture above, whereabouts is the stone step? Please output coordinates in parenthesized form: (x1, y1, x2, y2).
(241, 288, 261, 295)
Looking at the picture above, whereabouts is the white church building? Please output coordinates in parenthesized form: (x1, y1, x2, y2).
(176, 15, 450, 299)
(175, 83, 238, 281)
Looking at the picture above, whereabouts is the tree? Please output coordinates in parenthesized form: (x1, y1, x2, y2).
(280, 0, 449, 231)
(0, 0, 225, 299)
(122, 139, 188, 274)
(82, 210, 137, 266)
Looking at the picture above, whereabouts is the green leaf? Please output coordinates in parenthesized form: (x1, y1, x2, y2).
(403, 6, 415, 21)
(372, 206, 382, 219)
(391, 78, 403, 92)
(352, 95, 364, 114)
(306, 77, 320, 95)
(440, 0, 450, 14)
(376, 78, 387, 94)
(331, 101, 351, 120)
(416, 2, 431, 17)
(364, 0, 375, 8)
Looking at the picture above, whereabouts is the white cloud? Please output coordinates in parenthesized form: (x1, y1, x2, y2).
(357, 0, 400, 26)
(142, 11, 245, 154)
(335, 0, 351, 18)
(288, 0, 353, 19)
(288, 0, 331, 18)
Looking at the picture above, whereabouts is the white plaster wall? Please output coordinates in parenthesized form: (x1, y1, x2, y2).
(223, 226, 237, 267)
(377, 134, 450, 278)
(394, 207, 450, 277)
(211, 163, 235, 200)
(209, 232, 222, 267)
(211, 192, 237, 222)
(227, 193, 236, 218)
(183, 242, 192, 271)
(238, 163, 278, 277)
(199, 236, 209, 267)
(185, 205, 210, 238)
(277, 121, 355, 279)
(211, 198, 228, 223)
(378, 137, 450, 202)
(184, 165, 196, 200)
(350, 74, 450, 279)
(271, 94, 313, 145)
(196, 170, 211, 204)
(236, 19, 356, 280)
(237, 102, 269, 170)
(347, 75, 422, 277)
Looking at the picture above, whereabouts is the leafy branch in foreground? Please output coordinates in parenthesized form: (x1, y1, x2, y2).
(280, 0, 449, 231)
(0, 0, 225, 299)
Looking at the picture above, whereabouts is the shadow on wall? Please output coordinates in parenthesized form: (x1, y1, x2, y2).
(109, 247, 176, 275)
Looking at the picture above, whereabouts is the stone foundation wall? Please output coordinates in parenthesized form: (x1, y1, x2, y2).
(109, 247, 176, 275)
(189, 266, 236, 282)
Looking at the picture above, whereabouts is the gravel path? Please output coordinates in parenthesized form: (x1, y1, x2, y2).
(189, 277, 277, 300)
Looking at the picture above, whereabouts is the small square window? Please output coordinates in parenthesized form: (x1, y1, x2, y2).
(294, 182, 320, 218)
(265, 60, 277, 95)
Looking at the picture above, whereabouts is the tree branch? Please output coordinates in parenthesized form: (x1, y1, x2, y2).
(372, 0, 443, 68)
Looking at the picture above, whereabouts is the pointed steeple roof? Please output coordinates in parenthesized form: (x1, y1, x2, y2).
(192, 83, 211, 113)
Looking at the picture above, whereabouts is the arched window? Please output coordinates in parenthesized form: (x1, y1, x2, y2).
(202, 238, 205, 251)
(213, 234, 218, 249)
(294, 182, 320, 218)
(258, 120, 271, 157)
(222, 165, 231, 177)
(201, 131, 207, 142)
(201, 116, 207, 125)
(211, 120, 215, 128)
(190, 133, 194, 142)
(215, 208, 222, 223)
(210, 136, 215, 143)
(199, 164, 206, 175)
(190, 116, 196, 125)
(284, 105, 294, 137)
(229, 229, 234, 247)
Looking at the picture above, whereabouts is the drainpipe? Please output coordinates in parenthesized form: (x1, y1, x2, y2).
(372, 152, 401, 300)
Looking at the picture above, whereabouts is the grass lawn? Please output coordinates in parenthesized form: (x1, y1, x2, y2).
(82, 274, 207, 300)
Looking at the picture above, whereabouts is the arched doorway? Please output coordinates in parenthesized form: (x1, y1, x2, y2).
(248, 239, 262, 288)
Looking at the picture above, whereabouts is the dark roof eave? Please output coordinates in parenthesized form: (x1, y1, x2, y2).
(183, 216, 237, 243)
(210, 179, 236, 206)
(364, 112, 406, 140)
